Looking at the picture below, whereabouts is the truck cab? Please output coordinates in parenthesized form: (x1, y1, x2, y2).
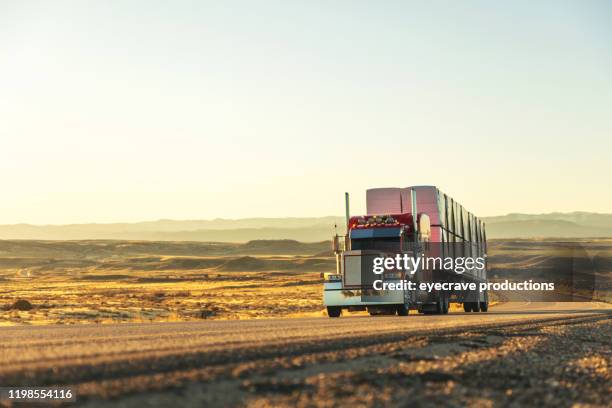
(324, 212, 431, 317)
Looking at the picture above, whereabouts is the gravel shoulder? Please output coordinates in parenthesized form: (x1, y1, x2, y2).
(1, 303, 610, 407)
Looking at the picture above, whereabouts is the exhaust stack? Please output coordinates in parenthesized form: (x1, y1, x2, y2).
(344, 192, 350, 234)
(411, 188, 418, 236)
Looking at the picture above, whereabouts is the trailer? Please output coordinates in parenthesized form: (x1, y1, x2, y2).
(323, 186, 488, 317)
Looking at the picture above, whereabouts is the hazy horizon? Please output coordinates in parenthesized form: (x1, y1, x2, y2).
(2, 0, 611, 224)
(1, 212, 612, 242)
(1, 210, 611, 227)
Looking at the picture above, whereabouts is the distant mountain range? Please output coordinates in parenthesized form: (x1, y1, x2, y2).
(0, 212, 611, 242)
(484, 212, 612, 239)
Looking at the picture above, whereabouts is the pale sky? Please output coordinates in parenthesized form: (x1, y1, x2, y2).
(1, 0, 611, 224)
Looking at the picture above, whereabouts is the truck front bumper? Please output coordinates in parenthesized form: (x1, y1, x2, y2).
(323, 282, 405, 306)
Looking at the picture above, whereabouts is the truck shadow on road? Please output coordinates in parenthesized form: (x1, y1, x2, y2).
(467, 309, 612, 315)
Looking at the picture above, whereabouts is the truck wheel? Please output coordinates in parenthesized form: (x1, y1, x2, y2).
(435, 296, 444, 314)
(396, 304, 409, 316)
(442, 295, 449, 314)
(327, 306, 341, 318)
(480, 291, 489, 312)
(437, 293, 449, 314)
(463, 302, 472, 312)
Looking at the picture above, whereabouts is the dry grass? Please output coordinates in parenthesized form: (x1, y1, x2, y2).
(0, 260, 330, 325)
(0, 238, 609, 325)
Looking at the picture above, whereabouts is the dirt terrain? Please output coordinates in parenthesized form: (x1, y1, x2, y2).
(0, 239, 610, 325)
(0, 240, 332, 324)
(0, 239, 610, 406)
(0, 302, 610, 407)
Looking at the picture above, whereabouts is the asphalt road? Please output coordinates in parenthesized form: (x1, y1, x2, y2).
(1, 302, 611, 407)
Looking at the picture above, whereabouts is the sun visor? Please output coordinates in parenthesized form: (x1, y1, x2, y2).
(350, 227, 402, 239)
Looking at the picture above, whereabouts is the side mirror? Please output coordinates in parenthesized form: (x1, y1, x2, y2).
(332, 235, 346, 253)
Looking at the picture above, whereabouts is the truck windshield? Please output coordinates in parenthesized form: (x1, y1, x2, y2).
(351, 237, 400, 252)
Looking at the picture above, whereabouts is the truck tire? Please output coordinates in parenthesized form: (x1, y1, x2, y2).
(442, 294, 449, 314)
(435, 293, 448, 314)
(396, 304, 409, 316)
(327, 306, 341, 318)
(435, 295, 444, 315)
(480, 291, 489, 312)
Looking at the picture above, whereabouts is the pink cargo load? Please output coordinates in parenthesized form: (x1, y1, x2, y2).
(366, 186, 441, 225)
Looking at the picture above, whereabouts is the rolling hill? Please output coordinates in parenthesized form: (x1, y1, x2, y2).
(0, 212, 610, 242)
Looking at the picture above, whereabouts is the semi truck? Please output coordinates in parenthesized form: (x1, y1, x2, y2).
(323, 186, 488, 317)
